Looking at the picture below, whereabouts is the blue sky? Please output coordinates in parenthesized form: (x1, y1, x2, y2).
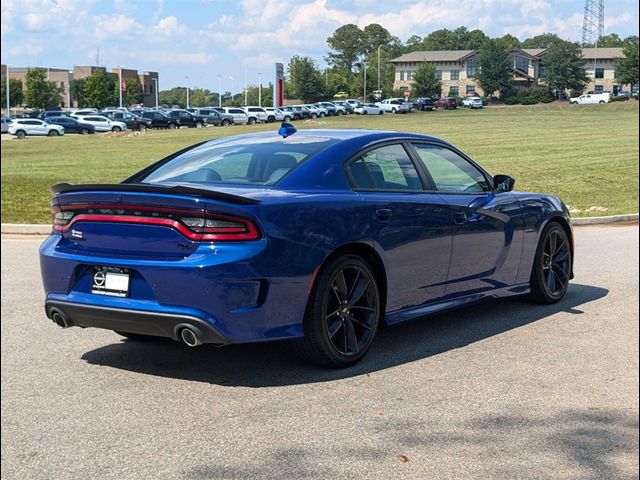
(1, 0, 638, 93)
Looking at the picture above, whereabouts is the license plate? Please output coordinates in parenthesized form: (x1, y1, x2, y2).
(91, 266, 130, 297)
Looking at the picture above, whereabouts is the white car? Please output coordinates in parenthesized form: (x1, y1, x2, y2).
(354, 103, 383, 115)
(8, 119, 65, 138)
(570, 92, 612, 104)
(222, 107, 250, 125)
(263, 107, 286, 122)
(345, 99, 363, 109)
(242, 106, 268, 124)
(376, 98, 410, 113)
(72, 108, 99, 117)
(77, 115, 127, 132)
(303, 105, 324, 118)
(462, 96, 483, 108)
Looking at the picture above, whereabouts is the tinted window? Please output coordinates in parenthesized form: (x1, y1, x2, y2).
(412, 144, 490, 193)
(142, 136, 339, 186)
(350, 144, 422, 190)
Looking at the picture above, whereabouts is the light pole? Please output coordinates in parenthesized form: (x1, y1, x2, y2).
(217, 74, 222, 107)
(363, 61, 367, 101)
(67, 70, 72, 108)
(5, 64, 12, 114)
(117, 67, 123, 108)
(377, 45, 383, 91)
(185, 76, 190, 109)
(229, 75, 234, 104)
(257, 72, 262, 107)
(152, 77, 159, 109)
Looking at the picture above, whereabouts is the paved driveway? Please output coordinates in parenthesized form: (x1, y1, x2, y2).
(1, 225, 638, 479)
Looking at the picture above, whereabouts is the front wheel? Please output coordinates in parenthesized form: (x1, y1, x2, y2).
(15, 130, 26, 139)
(195, 122, 204, 128)
(599, 100, 605, 104)
(168, 123, 177, 129)
(48, 130, 59, 136)
(527, 222, 572, 304)
(221, 119, 230, 126)
(378, 110, 383, 115)
(293, 254, 381, 368)
(111, 126, 122, 132)
(283, 116, 291, 122)
(248, 117, 256, 125)
(80, 128, 89, 135)
(391, 108, 397, 113)
(138, 124, 147, 132)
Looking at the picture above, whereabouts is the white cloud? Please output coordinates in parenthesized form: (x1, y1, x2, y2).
(93, 14, 142, 40)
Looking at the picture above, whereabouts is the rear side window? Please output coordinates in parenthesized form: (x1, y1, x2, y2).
(349, 144, 422, 190)
(141, 136, 339, 186)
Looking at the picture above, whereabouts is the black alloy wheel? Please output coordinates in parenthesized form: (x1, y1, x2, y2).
(294, 255, 380, 367)
(528, 222, 572, 304)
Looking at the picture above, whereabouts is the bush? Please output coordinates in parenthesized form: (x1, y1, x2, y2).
(504, 96, 520, 105)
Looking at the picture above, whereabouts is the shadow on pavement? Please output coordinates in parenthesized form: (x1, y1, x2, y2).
(81, 283, 608, 387)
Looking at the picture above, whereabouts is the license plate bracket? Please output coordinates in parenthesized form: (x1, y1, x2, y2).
(91, 266, 130, 298)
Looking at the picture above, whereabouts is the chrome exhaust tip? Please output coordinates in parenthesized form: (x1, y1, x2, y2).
(180, 327, 202, 347)
(51, 309, 70, 328)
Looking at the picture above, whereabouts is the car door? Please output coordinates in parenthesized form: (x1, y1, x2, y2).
(29, 120, 47, 135)
(347, 143, 452, 314)
(409, 142, 523, 297)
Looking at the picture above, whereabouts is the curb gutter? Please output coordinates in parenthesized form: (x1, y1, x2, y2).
(2, 214, 638, 235)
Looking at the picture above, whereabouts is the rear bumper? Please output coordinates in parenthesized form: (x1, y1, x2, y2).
(45, 300, 228, 345)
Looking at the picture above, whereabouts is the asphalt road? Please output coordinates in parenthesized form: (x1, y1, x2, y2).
(1, 225, 638, 480)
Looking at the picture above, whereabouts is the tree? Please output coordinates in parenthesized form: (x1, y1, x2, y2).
(124, 78, 142, 106)
(288, 56, 325, 102)
(83, 70, 117, 108)
(615, 38, 639, 86)
(585, 33, 624, 48)
(24, 68, 62, 109)
(496, 34, 521, 50)
(411, 63, 442, 97)
(1, 78, 24, 108)
(475, 39, 512, 96)
(422, 27, 488, 50)
(362, 24, 402, 58)
(403, 35, 423, 53)
(540, 40, 589, 95)
(522, 33, 565, 49)
(326, 24, 365, 72)
(159, 87, 188, 107)
(70, 78, 87, 108)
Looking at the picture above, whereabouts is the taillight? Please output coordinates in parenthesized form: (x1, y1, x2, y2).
(50, 204, 260, 241)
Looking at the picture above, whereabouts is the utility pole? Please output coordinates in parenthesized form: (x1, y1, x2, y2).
(258, 72, 262, 107)
(377, 45, 383, 91)
(186, 76, 190, 109)
(229, 75, 234, 104)
(152, 77, 159, 109)
(5, 64, 11, 114)
(117, 67, 123, 108)
(363, 62, 367, 101)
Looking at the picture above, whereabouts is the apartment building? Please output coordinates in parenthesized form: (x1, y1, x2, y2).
(390, 47, 627, 97)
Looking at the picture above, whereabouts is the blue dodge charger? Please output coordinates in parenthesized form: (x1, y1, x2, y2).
(40, 126, 573, 367)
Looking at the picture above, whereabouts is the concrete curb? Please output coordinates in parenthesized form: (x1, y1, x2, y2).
(2, 213, 638, 235)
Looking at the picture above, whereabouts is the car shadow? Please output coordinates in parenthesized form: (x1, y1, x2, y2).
(81, 283, 608, 387)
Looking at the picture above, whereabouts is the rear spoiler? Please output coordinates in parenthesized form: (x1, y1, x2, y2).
(51, 183, 261, 205)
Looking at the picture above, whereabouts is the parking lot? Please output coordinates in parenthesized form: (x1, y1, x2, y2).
(1, 224, 637, 480)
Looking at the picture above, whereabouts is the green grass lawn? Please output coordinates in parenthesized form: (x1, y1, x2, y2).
(1, 102, 638, 224)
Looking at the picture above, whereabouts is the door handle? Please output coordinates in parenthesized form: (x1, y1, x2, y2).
(454, 211, 467, 224)
(376, 209, 392, 221)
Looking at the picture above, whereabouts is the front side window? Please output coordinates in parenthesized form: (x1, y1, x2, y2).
(412, 144, 490, 193)
(141, 136, 339, 186)
(348, 144, 422, 191)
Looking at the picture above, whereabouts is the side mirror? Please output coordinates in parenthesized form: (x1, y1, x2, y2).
(494, 174, 515, 192)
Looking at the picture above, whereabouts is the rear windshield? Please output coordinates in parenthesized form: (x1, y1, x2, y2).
(141, 135, 339, 186)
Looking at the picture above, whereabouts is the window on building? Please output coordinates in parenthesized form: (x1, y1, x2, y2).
(400, 71, 405, 81)
(449, 86, 459, 97)
(538, 63, 545, 78)
(60, 81, 65, 89)
(514, 56, 529, 72)
(407, 71, 413, 81)
(594, 85, 604, 93)
(595, 68, 604, 79)
(450, 69, 459, 80)
(435, 70, 442, 80)
(466, 85, 476, 95)
(150, 84, 154, 94)
(466, 58, 477, 77)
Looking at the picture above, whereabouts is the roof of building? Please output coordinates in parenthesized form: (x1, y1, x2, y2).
(389, 50, 476, 63)
(580, 47, 624, 59)
(520, 48, 547, 57)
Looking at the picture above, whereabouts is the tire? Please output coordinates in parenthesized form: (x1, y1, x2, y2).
(311, 113, 317, 119)
(319, 113, 325, 118)
(570, 101, 577, 105)
(267, 116, 275, 123)
(48, 130, 59, 136)
(527, 222, 572, 304)
(111, 126, 122, 132)
(195, 122, 204, 128)
(378, 110, 383, 115)
(168, 123, 177, 129)
(599, 100, 605, 104)
(80, 128, 89, 135)
(392, 108, 397, 113)
(138, 124, 147, 132)
(15, 130, 26, 139)
(363, 110, 368, 115)
(293, 254, 381, 368)
(283, 116, 291, 122)
(337, 110, 343, 116)
(221, 119, 230, 126)
(248, 117, 256, 125)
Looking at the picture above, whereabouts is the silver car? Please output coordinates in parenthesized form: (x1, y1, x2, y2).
(8, 119, 65, 138)
(1, 116, 12, 133)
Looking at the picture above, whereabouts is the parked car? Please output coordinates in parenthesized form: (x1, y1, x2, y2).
(78, 115, 127, 132)
(462, 97, 484, 109)
(166, 110, 206, 128)
(242, 107, 268, 124)
(41, 110, 73, 119)
(41, 128, 573, 367)
(333, 101, 354, 114)
(8, 118, 64, 138)
(353, 103, 383, 115)
(263, 107, 287, 122)
(303, 105, 324, 118)
(569, 93, 612, 104)
(1, 116, 12, 133)
(140, 111, 179, 129)
(45, 116, 96, 134)
(376, 98, 410, 113)
(222, 107, 250, 125)
(333, 91, 348, 99)
(72, 109, 99, 117)
(280, 106, 302, 121)
(345, 99, 363, 109)
(434, 97, 458, 109)
(290, 105, 313, 119)
(413, 98, 435, 111)
(193, 108, 234, 126)
(315, 102, 340, 116)
(102, 111, 152, 131)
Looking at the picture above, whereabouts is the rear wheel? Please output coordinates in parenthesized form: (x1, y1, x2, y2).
(80, 128, 89, 135)
(221, 119, 230, 126)
(195, 121, 204, 128)
(138, 124, 147, 132)
(283, 116, 291, 122)
(168, 123, 177, 129)
(527, 222, 572, 304)
(599, 100, 605, 104)
(378, 110, 383, 115)
(294, 254, 381, 368)
(15, 130, 26, 139)
(392, 108, 397, 113)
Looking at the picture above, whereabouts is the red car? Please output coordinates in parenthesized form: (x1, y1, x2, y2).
(434, 97, 458, 109)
